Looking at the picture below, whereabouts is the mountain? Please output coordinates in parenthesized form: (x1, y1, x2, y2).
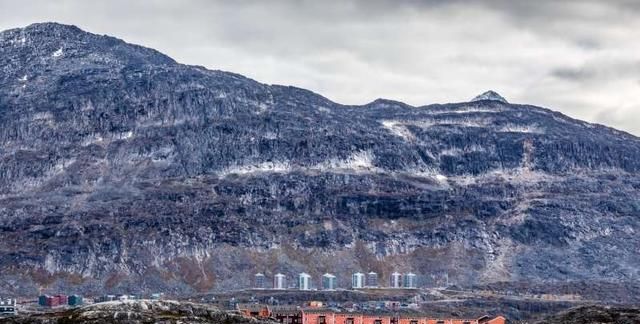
(1, 23, 639, 297)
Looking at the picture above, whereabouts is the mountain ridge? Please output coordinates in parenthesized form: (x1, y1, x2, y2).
(3, 22, 639, 142)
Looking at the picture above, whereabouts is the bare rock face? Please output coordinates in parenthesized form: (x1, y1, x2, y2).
(471, 91, 508, 103)
(1, 23, 640, 296)
(0, 300, 274, 324)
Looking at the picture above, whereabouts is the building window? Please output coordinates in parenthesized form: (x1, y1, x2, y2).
(346, 318, 354, 324)
(374, 320, 382, 324)
(410, 321, 418, 324)
(463, 322, 471, 324)
(318, 316, 326, 324)
(437, 321, 445, 324)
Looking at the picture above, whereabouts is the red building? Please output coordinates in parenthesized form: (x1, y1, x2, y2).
(301, 311, 392, 324)
(335, 313, 364, 324)
(272, 306, 304, 324)
(238, 304, 505, 324)
(238, 304, 303, 324)
(302, 309, 337, 324)
(238, 303, 271, 318)
(57, 295, 68, 305)
(360, 314, 392, 324)
(39, 294, 68, 308)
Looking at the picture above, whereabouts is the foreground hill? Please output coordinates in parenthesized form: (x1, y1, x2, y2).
(0, 300, 273, 324)
(536, 305, 640, 324)
(0, 23, 639, 295)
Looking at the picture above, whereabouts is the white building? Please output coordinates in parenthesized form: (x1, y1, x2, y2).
(403, 272, 417, 289)
(322, 273, 337, 290)
(366, 271, 379, 288)
(274, 273, 287, 290)
(0, 298, 17, 316)
(390, 272, 402, 288)
(352, 272, 365, 289)
(118, 295, 132, 301)
(254, 273, 266, 289)
(299, 272, 312, 291)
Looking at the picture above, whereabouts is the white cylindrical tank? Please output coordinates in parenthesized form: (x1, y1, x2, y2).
(352, 272, 365, 289)
(299, 272, 312, 290)
(403, 272, 417, 289)
(390, 272, 402, 288)
(274, 273, 287, 290)
(254, 273, 266, 289)
(322, 273, 337, 290)
(366, 271, 379, 288)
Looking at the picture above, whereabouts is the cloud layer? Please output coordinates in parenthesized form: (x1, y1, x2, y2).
(1, 0, 639, 134)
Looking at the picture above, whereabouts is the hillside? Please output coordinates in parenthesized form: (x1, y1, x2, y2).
(0, 300, 273, 324)
(0, 23, 639, 296)
(536, 305, 640, 324)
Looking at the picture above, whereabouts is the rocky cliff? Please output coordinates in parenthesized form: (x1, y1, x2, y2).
(0, 23, 639, 296)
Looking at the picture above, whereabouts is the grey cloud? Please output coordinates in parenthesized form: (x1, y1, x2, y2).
(474, 1, 639, 50)
(551, 61, 640, 83)
(574, 38, 601, 50)
(551, 68, 595, 82)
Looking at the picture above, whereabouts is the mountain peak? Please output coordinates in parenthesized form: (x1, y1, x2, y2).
(24, 22, 83, 33)
(1, 22, 86, 40)
(0, 21, 176, 66)
(471, 90, 508, 103)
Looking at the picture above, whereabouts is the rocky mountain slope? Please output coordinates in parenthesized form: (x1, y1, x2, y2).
(0, 23, 639, 296)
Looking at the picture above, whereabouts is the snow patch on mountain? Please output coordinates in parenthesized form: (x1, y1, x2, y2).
(316, 150, 378, 172)
(219, 151, 379, 177)
(80, 134, 104, 147)
(31, 111, 54, 123)
(498, 124, 544, 134)
(381, 117, 493, 134)
(381, 120, 416, 141)
(52, 47, 63, 57)
(220, 161, 292, 176)
(451, 168, 557, 186)
(117, 131, 134, 140)
(440, 145, 487, 157)
(137, 117, 199, 128)
(383, 118, 544, 136)
(406, 167, 449, 183)
(427, 106, 504, 115)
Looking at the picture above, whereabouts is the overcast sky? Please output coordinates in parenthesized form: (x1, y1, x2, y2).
(1, 0, 639, 135)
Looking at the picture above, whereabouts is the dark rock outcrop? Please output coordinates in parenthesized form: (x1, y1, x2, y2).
(537, 305, 640, 324)
(0, 23, 639, 296)
(471, 91, 508, 103)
